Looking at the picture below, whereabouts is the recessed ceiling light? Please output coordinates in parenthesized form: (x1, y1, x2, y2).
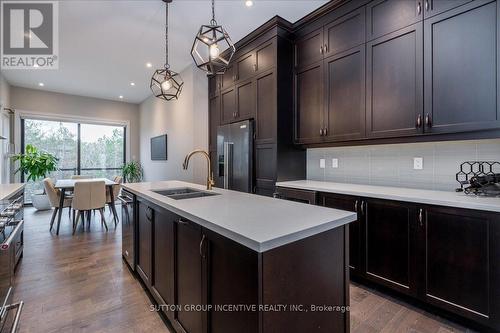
(38, 82, 44, 87)
(245, 0, 253, 7)
(146, 63, 153, 68)
(119, 95, 124, 99)
(130, 82, 135, 86)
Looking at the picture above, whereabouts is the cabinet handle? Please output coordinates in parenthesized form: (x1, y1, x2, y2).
(416, 114, 422, 128)
(177, 218, 189, 225)
(199, 234, 206, 258)
(324, 44, 328, 53)
(319, 128, 324, 136)
(417, 2, 422, 14)
(324, 127, 328, 136)
(425, 113, 432, 127)
(418, 208, 424, 227)
(320, 45, 323, 54)
(425, 0, 429, 11)
(354, 200, 358, 212)
(360, 201, 365, 215)
(145, 207, 153, 221)
(253, 63, 257, 71)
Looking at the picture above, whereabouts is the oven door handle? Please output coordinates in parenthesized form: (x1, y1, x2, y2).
(4, 301, 24, 333)
(1, 220, 24, 247)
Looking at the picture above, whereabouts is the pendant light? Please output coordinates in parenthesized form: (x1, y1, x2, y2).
(150, 0, 183, 101)
(191, 0, 236, 75)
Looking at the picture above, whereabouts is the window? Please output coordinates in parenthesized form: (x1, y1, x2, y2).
(21, 118, 125, 202)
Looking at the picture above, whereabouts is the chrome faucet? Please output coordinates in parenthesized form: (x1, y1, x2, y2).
(182, 150, 215, 190)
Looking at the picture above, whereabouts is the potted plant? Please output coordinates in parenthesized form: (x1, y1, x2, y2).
(12, 144, 58, 210)
(122, 160, 143, 183)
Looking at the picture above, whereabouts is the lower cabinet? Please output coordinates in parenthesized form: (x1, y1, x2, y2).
(278, 188, 500, 330)
(137, 200, 153, 285)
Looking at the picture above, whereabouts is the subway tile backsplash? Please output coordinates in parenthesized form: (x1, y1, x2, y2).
(306, 139, 500, 191)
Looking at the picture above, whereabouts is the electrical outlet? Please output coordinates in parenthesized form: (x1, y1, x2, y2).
(332, 158, 339, 168)
(413, 157, 423, 170)
(320, 159, 326, 169)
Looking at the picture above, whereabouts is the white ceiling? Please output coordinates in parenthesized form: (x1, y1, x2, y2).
(1, 0, 328, 104)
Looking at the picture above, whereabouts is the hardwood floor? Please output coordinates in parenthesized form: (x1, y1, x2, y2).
(13, 207, 475, 333)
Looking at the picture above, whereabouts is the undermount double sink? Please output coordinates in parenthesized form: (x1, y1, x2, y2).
(152, 187, 220, 200)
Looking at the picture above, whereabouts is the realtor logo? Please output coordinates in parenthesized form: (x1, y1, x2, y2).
(1, 1, 59, 69)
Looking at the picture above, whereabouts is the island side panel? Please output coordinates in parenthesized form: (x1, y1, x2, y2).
(260, 225, 350, 333)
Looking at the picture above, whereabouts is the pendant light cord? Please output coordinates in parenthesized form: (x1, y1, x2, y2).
(210, 0, 217, 25)
(165, 1, 169, 69)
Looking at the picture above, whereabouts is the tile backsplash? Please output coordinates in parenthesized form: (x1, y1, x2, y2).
(307, 139, 500, 191)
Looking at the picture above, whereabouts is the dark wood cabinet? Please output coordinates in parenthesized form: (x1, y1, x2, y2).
(364, 198, 418, 295)
(295, 62, 324, 143)
(235, 79, 255, 121)
(208, 95, 220, 151)
(151, 207, 175, 319)
(255, 40, 276, 74)
(366, 0, 422, 40)
(275, 186, 317, 204)
(235, 51, 256, 82)
(319, 193, 361, 275)
(324, 45, 366, 141)
(420, 206, 493, 322)
(294, 27, 323, 68)
(203, 228, 259, 333)
(220, 87, 236, 124)
(137, 200, 153, 286)
(324, 7, 365, 57)
(173, 218, 204, 333)
(255, 69, 276, 143)
(423, 0, 500, 134)
(423, 0, 472, 18)
(221, 65, 235, 90)
(366, 23, 423, 138)
(208, 76, 219, 98)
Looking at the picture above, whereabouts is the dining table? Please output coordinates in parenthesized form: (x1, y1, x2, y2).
(54, 178, 118, 235)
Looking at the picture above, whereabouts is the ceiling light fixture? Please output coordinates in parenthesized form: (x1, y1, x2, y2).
(38, 82, 44, 87)
(150, 0, 183, 101)
(146, 62, 153, 68)
(245, 0, 253, 7)
(191, 0, 236, 75)
(130, 82, 135, 86)
(119, 95, 124, 99)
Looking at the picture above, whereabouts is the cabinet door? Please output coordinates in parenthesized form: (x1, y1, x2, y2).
(255, 144, 276, 196)
(255, 39, 276, 73)
(221, 87, 236, 124)
(319, 193, 362, 276)
(137, 201, 153, 286)
(295, 27, 324, 67)
(209, 94, 220, 151)
(365, 198, 417, 295)
(235, 51, 256, 82)
(255, 70, 276, 144)
(421, 206, 492, 320)
(423, 0, 500, 134)
(324, 7, 365, 57)
(208, 75, 219, 98)
(366, 23, 423, 138)
(324, 45, 365, 141)
(366, 0, 423, 40)
(295, 62, 324, 143)
(204, 229, 259, 333)
(151, 207, 175, 319)
(173, 219, 203, 333)
(221, 65, 235, 90)
(235, 79, 255, 121)
(423, 0, 472, 18)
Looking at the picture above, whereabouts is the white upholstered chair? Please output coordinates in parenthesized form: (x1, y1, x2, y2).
(106, 175, 122, 226)
(72, 180, 107, 234)
(44, 178, 72, 232)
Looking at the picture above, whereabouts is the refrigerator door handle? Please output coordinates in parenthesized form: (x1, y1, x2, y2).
(223, 142, 233, 189)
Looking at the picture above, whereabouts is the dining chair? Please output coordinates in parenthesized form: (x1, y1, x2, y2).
(71, 175, 92, 179)
(72, 180, 107, 234)
(106, 175, 122, 226)
(44, 178, 73, 232)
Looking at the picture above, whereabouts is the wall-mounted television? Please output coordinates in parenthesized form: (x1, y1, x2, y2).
(151, 134, 168, 160)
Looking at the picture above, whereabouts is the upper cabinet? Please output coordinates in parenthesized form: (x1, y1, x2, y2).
(295, 0, 500, 146)
(423, 0, 500, 134)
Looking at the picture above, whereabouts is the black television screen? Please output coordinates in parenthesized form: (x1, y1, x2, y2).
(151, 134, 168, 160)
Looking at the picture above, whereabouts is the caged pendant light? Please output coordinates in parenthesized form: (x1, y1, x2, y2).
(150, 0, 183, 101)
(191, 0, 236, 75)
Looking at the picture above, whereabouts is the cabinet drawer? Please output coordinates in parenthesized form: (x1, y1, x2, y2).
(275, 187, 317, 205)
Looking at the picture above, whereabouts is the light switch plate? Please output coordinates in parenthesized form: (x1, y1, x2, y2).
(413, 157, 423, 170)
(332, 158, 339, 168)
(320, 159, 326, 169)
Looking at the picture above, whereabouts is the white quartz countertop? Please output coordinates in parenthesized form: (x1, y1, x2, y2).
(0, 183, 25, 201)
(276, 180, 500, 213)
(122, 181, 356, 252)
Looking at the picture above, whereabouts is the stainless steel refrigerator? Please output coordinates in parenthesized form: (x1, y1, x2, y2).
(216, 120, 253, 193)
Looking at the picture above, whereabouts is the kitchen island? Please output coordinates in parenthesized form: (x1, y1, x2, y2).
(122, 181, 357, 333)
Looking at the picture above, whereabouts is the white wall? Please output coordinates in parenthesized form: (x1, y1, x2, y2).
(0, 73, 10, 110)
(139, 65, 208, 184)
(9, 86, 140, 163)
(0, 73, 12, 184)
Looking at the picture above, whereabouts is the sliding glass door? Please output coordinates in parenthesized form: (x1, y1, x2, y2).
(21, 118, 125, 202)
